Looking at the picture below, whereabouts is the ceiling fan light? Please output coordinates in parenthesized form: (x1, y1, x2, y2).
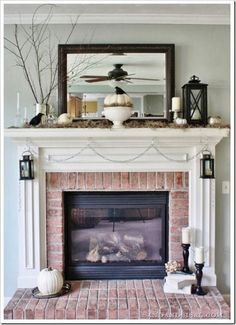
(109, 80, 127, 88)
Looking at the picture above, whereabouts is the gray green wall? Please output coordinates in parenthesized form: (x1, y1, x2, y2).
(4, 23, 230, 297)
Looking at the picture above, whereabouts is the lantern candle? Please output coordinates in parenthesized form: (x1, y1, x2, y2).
(195, 246, 204, 263)
(172, 97, 181, 112)
(182, 227, 191, 244)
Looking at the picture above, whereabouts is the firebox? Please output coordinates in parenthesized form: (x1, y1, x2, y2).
(64, 191, 169, 279)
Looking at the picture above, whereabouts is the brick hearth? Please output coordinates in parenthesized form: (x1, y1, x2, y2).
(4, 280, 230, 320)
(46, 171, 189, 272)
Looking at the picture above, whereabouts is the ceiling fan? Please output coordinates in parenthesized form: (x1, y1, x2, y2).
(79, 64, 160, 83)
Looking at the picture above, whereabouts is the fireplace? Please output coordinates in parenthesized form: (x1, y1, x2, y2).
(64, 191, 169, 279)
(5, 127, 229, 287)
(46, 171, 189, 278)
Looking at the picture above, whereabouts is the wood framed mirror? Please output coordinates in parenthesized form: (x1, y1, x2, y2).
(58, 44, 175, 121)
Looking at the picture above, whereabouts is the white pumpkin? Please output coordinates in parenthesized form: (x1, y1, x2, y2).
(175, 118, 187, 125)
(37, 267, 63, 295)
(57, 113, 73, 125)
(104, 87, 133, 108)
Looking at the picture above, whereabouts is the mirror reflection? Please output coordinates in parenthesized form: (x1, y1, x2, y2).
(67, 52, 166, 119)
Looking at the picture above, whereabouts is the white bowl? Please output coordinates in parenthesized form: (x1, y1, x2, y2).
(103, 106, 133, 128)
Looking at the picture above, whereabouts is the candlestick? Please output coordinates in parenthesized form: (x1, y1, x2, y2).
(193, 263, 207, 295)
(172, 97, 181, 112)
(182, 227, 191, 244)
(181, 243, 192, 274)
(195, 246, 204, 264)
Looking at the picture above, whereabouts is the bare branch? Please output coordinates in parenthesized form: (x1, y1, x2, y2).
(4, 4, 80, 105)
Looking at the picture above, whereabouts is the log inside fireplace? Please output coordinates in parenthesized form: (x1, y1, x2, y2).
(64, 191, 169, 280)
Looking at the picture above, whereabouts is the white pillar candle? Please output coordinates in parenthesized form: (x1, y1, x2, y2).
(195, 246, 204, 263)
(182, 227, 191, 244)
(172, 97, 181, 112)
(24, 107, 28, 119)
(17, 92, 20, 114)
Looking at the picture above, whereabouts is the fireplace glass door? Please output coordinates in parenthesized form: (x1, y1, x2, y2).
(64, 191, 168, 279)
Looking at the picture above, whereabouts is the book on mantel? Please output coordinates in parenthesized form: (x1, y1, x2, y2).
(163, 272, 196, 294)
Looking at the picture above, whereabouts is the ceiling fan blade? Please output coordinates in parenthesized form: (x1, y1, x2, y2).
(80, 75, 108, 79)
(125, 77, 160, 81)
(84, 77, 110, 83)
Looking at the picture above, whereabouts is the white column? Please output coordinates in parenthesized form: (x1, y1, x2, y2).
(17, 145, 41, 288)
(189, 144, 216, 285)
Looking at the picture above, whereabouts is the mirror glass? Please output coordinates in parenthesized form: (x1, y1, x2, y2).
(58, 44, 175, 121)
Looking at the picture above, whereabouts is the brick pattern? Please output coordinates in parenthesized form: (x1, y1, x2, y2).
(4, 281, 230, 320)
(46, 172, 189, 271)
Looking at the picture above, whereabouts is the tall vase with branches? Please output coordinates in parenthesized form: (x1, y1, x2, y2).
(4, 4, 78, 115)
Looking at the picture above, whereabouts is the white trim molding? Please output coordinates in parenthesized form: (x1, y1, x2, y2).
(5, 127, 229, 287)
(4, 13, 230, 25)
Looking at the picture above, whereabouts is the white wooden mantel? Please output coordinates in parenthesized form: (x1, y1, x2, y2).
(5, 127, 229, 287)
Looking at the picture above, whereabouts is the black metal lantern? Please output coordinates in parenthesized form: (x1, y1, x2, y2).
(19, 152, 34, 180)
(200, 151, 215, 179)
(182, 75, 208, 125)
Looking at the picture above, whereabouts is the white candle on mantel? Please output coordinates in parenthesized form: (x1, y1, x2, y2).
(16, 92, 20, 114)
(24, 107, 28, 119)
(182, 227, 191, 244)
(195, 246, 204, 264)
(172, 97, 181, 112)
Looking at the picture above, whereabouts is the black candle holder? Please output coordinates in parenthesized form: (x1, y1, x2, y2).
(193, 262, 207, 295)
(181, 243, 192, 274)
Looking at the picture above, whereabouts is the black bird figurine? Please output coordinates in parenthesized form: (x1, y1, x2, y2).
(115, 86, 127, 95)
(29, 113, 44, 127)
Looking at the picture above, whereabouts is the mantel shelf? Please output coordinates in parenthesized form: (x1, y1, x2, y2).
(5, 127, 230, 144)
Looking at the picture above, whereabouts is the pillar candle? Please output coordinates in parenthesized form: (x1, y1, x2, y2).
(182, 227, 191, 244)
(17, 92, 20, 114)
(195, 246, 204, 263)
(172, 97, 181, 112)
(24, 107, 28, 119)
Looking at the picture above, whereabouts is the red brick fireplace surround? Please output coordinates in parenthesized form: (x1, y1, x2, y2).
(46, 171, 189, 270)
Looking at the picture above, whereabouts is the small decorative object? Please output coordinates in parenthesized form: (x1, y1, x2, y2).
(23, 107, 29, 125)
(29, 113, 45, 127)
(103, 87, 133, 128)
(192, 247, 207, 295)
(195, 246, 204, 264)
(103, 106, 133, 129)
(57, 113, 73, 125)
(171, 97, 181, 120)
(200, 150, 215, 178)
(104, 87, 133, 108)
(175, 118, 187, 125)
(165, 260, 181, 273)
(19, 152, 34, 180)
(181, 227, 192, 274)
(32, 282, 71, 299)
(208, 116, 222, 126)
(193, 262, 207, 295)
(14, 92, 22, 127)
(37, 267, 64, 295)
(164, 272, 196, 294)
(182, 75, 208, 125)
(182, 227, 191, 244)
(47, 113, 57, 126)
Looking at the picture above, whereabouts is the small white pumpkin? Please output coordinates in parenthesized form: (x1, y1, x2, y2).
(175, 118, 187, 125)
(104, 87, 133, 108)
(57, 113, 73, 125)
(37, 267, 63, 295)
